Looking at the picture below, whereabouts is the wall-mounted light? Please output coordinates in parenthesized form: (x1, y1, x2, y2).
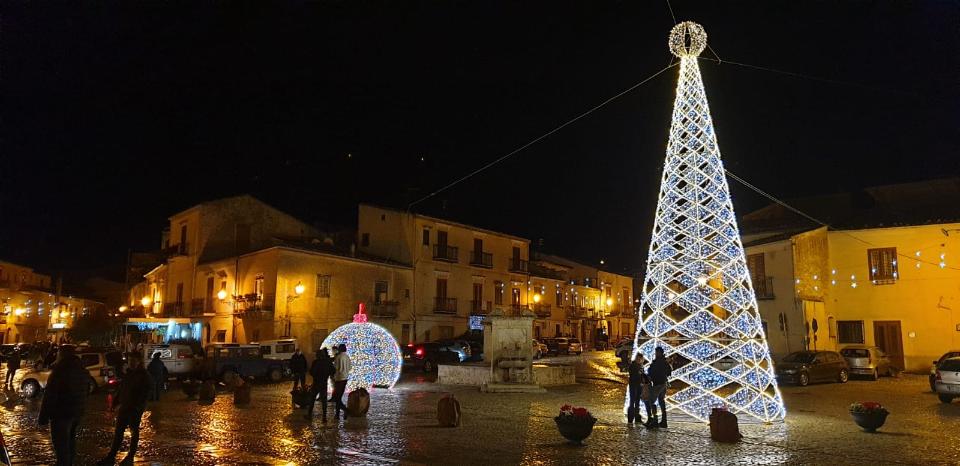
(217, 289, 228, 301)
(141, 296, 152, 307)
(533, 293, 542, 303)
(294, 281, 305, 296)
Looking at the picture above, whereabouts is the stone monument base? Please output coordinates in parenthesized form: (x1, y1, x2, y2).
(480, 382, 546, 394)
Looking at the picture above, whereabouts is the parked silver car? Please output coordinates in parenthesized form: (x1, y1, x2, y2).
(933, 357, 960, 404)
(930, 350, 960, 392)
(840, 345, 895, 380)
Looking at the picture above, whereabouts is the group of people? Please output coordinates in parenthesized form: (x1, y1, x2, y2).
(4, 342, 63, 389)
(626, 346, 672, 429)
(29, 343, 169, 466)
(289, 344, 352, 423)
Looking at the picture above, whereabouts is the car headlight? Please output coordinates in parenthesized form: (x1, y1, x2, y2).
(781, 369, 796, 374)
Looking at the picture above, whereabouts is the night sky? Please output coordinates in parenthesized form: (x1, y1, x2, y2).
(3, 2, 958, 278)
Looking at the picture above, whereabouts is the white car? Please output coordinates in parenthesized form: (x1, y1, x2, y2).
(934, 357, 960, 404)
(20, 350, 121, 399)
(257, 338, 299, 361)
(144, 343, 198, 379)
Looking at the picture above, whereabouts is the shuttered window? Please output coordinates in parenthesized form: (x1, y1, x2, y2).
(867, 247, 898, 284)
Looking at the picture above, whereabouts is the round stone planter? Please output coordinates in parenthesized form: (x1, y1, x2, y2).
(554, 417, 596, 445)
(181, 381, 200, 399)
(851, 411, 888, 432)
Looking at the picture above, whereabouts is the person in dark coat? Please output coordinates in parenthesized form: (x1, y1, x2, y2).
(43, 344, 59, 369)
(146, 352, 167, 401)
(646, 346, 672, 429)
(304, 349, 335, 422)
(97, 352, 153, 466)
(289, 348, 308, 391)
(627, 354, 652, 425)
(5, 350, 21, 387)
(38, 346, 90, 466)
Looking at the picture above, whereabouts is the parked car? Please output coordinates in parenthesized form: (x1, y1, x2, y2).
(567, 338, 583, 355)
(202, 343, 287, 383)
(20, 348, 123, 399)
(143, 343, 198, 380)
(531, 339, 543, 360)
(257, 338, 298, 361)
(840, 345, 895, 380)
(775, 350, 849, 386)
(545, 338, 569, 356)
(930, 350, 960, 392)
(533, 340, 548, 360)
(435, 339, 472, 362)
(933, 357, 960, 404)
(402, 343, 460, 373)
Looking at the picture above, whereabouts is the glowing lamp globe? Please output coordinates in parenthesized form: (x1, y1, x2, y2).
(321, 303, 402, 391)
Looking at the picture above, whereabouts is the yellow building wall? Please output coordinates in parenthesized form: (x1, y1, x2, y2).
(823, 224, 960, 372)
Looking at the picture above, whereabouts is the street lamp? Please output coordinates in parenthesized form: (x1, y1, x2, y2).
(533, 293, 542, 303)
(141, 296, 152, 307)
(284, 281, 305, 337)
(294, 281, 305, 296)
(119, 305, 128, 313)
(605, 297, 613, 307)
(217, 289, 228, 301)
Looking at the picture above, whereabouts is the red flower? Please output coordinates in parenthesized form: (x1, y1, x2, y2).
(561, 404, 572, 411)
(861, 401, 882, 410)
(572, 407, 589, 417)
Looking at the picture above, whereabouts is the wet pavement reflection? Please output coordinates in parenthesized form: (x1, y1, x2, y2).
(1, 352, 959, 465)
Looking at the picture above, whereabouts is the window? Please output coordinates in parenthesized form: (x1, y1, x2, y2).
(746, 253, 771, 298)
(837, 320, 865, 344)
(422, 229, 430, 246)
(311, 329, 328, 351)
(179, 225, 188, 254)
(260, 346, 272, 355)
(254, 275, 264, 299)
(436, 278, 448, 298)
(439, 326, 454, 339)
(215, 330, 227, 342)
(176, 283, 184, 305)
(361, 233, 370, 247)
(316, 274, 331, 297)
(511, 288, 520, 305)
(206, 277, 215, 312)
(556, 289, 562, 306)
(401, 324, 411, 344)
(277, 343, 296, 353)
(867, 247, 898, 284)
(251, 329, 260, 342)
(404, 288, 410, 298)
(494, 280, 504, 305)
(374, 281, 388, 304)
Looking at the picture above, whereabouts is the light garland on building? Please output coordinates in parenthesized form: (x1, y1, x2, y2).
(631, 22, 786, 424)
(321, 303, 402, 391)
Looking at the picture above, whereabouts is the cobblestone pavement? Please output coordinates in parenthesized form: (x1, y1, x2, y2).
(1, 352, 958, 465)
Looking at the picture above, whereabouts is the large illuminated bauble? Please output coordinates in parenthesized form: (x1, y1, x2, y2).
(668, 21, 707, 58)
(321, 305, 402, 391)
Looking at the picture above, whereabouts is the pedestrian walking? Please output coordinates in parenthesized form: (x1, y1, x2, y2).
(331, 344, 351, 420)
(146, 352, 167, 401)
(289, 348, 307, 391)
(5, 350, 21, 387)
(304, 348, 335, 422)
(97, 352, 153, 466)
(37, 346, 89, 466)
(627, 354, 652, 425)
(646, 346, 672, 429)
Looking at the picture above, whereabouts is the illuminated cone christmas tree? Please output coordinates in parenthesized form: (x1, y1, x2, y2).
(632, 22, 785, 423)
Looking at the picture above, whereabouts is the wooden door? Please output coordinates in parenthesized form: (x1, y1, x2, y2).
(873, 321, 904, 370)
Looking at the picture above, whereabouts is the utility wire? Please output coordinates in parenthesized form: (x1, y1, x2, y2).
(665, 0, 677, 25)
(407, 62, 678, 209)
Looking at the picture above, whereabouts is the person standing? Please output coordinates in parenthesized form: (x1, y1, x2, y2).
(289, 348, 307, 391)
(331, 344, 351, 420)
(97, 352, 153, 466)
(627, 354, 651, 425)
(646, 346, 672, 429)
(146, 352, 166, 401)
(5, 349, 21, 387)
(304, 348, 335, 422)
(38, 346, 89, 466)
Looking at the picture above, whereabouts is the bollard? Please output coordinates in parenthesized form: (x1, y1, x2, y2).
(709, 408, 742, 443)
(233, 379, 251, 406)
(346, 388, 370, 417)
(437, 394, 461, 427)
(198, 380, 217, 402)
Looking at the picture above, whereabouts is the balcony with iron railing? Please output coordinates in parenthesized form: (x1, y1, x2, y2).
(469, 250, 493, 268)
(470, 300, 492, 315)
(234, 293, 275, 320)
(433, 245, 459, 263)
(566, 306, 598, 319)
(531, 304, 552, 318)
(755, 277, 775, 300)
(370, 301, 400, 318)
(508, 303, 529, 315)
(162, 302, 186, 317)
(508, 258, 528, 273)
(434, 297, 457, 314)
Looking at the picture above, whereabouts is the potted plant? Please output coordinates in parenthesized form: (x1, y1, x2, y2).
(554, 404, 597, 444)
(849, 401, 889, 432)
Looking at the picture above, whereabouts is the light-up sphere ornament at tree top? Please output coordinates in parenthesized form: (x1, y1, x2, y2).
(321, 303, 402, 391)
(629, 21, 786, 424)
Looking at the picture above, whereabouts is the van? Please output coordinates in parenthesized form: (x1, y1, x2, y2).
(257, 338, 298, 361)
(143, 344, 198, 379)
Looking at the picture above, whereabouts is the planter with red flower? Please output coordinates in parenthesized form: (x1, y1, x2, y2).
(849, 401, 889, 432)
(554, 405, 597, 444)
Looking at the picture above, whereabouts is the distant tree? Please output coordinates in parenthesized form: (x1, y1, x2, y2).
(68, 314, 117, 347)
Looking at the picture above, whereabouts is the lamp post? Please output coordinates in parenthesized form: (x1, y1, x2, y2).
(284, 281, 304, 337)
